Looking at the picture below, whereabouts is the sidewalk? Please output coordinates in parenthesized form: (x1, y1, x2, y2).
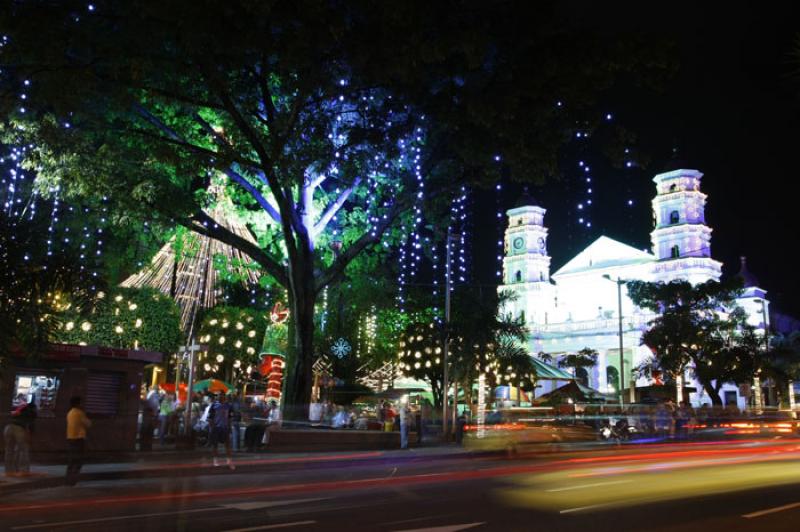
(0, 444, 482, 495)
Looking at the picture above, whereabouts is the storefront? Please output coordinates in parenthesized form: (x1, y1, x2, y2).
(1, 343, 162, 453)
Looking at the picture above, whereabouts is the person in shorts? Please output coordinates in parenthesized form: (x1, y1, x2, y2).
(209, 393, 234, 469)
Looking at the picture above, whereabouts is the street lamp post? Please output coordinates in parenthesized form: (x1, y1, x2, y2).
(603, 275, 626, 406)
(753, 299, 769, 413)
(180, 341, 207, 436)
(442, 229, 457, 441)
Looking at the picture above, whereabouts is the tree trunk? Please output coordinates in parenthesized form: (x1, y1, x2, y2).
(282, 246, 318, 421)
(703, 382, 723, 406)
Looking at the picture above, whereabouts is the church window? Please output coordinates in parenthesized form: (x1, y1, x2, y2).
(669, 210, 679, 224)
(575, 367, 589, 387)
(515, 270, 522, 283)
(670, 245, 680, 258)
(539, 272, 545, 281)
(606, 366, 620, 391)
(669, 183, 677, 192)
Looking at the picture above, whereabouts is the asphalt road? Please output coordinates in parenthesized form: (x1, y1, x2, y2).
(3, 439, 800, 531)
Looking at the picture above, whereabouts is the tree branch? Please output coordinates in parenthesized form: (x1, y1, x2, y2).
(186, 210, 288, 287)
(191, 112, 283, 225)
(312, 177, 361, 238)
(314, 195, 411, 294)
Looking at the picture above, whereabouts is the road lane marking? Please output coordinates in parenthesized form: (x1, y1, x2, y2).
(546, 480, 632, 492)
(220, 498, 328, 511)
(11, 507, 219, 529)
(383, 514, 454, 526)
(559, 502, 615, 514)
(742, 501, 800, 518)
(393, 523, 485, 532)
(223, 521, 317, 531)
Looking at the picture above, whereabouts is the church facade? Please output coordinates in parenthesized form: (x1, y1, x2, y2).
(499, 166, 769, 409)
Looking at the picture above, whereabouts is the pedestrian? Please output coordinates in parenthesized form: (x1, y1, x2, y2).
(139, 387, 159, 451)
(158, 393, 175, 445)
(209, 393, 234, 469)
(455, 412, 467, 445)
(399, 403, 410, 449)
(230, 392, 242, 452)
(65, 396, 91, 486)
(4, 397, 37, 477)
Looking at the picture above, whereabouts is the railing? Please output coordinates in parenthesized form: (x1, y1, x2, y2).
(531, 312, 658, 335)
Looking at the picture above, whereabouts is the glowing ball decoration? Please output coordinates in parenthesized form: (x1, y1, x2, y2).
(56, 287, 181, 353)
(196, 306, 267, 379)
(398, 321, 441, 384)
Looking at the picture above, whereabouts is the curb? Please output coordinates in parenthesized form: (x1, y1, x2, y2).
(1, 447, 500, 495)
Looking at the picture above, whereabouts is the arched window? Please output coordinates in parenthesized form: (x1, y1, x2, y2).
(515, 270, 522, 283)
(670, 245, 680, 258)
(669, 183, 677, 192)
(539, 272, 545, 281)
(575, 367, 589, 387)
(606, 366, 620, 391)
(669, 210, 680, 224)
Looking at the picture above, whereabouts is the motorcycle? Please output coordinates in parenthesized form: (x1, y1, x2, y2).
(598, 419, 637, 442)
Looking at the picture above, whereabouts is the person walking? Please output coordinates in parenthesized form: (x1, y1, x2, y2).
(158, 393, 175, 445)
(209, 393, 234, 469)
(399, 403, 410, 449)
(230, 393, 242, 452)
(65, 396, 91, 486)
(4, 399, 37, 477)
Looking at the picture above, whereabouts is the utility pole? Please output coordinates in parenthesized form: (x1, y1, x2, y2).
(180, 341, 206, 436)
(603, 275, 626, 406)
(442, 228, 453, 441)
(753, 299, 769, 412)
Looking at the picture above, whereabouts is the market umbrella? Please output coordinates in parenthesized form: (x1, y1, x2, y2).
(192, 378, 233, 393)
(159, 383, 188, 402)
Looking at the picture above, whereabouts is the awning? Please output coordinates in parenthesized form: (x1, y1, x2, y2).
(531, 357, 575, 381)
(539, 380, 610, 403)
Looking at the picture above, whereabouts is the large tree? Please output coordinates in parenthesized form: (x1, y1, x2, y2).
(0, 1, 670, 414)
(626, 278, 754, 406)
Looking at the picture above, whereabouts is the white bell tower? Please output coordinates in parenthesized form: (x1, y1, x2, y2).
(499, 189, 554, 325)
(650, 161, 721, 284)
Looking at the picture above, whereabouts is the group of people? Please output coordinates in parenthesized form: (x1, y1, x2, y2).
(138, 386, 283, 464)
(586, 401, 750, 439)
(312, 399, 432, 449)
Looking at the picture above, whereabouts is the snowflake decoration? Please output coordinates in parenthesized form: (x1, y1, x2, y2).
(331, 337, 352, 359)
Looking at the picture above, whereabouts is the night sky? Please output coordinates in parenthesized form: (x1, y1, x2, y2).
(473, 1, 800, 317)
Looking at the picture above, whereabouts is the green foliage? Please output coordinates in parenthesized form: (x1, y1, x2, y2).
(626, 278, 754, 405)
(0, 211, 95, 357)
(195, 306, 269, 382)
(0, 1, 674, 409)
(558, 347, 599, 371)
(56, 287, 182, 354)
(398, 289, 534, 407)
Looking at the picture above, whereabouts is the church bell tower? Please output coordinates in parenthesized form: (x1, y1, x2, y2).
(650, 160, 721, 284)
(499, 189, 554, 325)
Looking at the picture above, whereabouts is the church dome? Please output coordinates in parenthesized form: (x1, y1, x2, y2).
(735, 256, 759, 288)
(514, 186, 542, 208)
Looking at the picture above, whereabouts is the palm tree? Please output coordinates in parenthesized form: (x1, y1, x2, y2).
(558, 347, 599, 386)
(450, 289, 534, 408)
